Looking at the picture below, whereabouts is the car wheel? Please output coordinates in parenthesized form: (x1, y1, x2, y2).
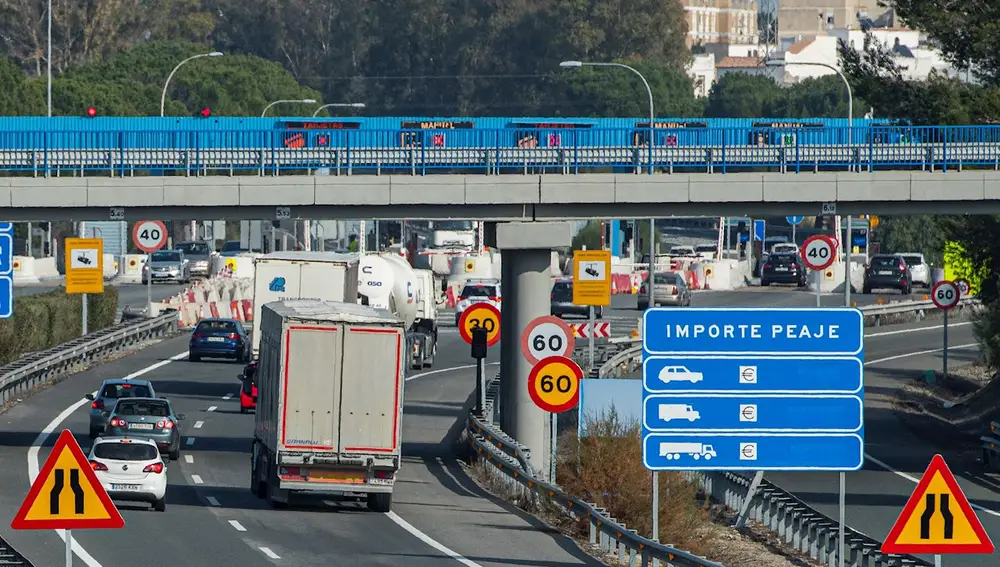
(367, 492, 392, 513)
(863, 286, 871, 294)
(89, 428, 99, 440)
(240, 407, 248, 414)
(902, 285, 911, 295)
(189, 352, 200, 362)
(761, 279, 770, 286)
(153, 498, 166, 512)
(169, 446, 180, 461)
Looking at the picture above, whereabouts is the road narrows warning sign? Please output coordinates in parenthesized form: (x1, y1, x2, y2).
(881, 454, 993, 555)
(11, 429, 124, 530)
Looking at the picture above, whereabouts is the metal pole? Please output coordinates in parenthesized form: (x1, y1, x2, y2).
(652, 471, 660, 546)
(81, 295, 88, 335)
(475, 358, 484, 415)
(648, 219, 655, 309)
(26, 222, 32, 257)
(549, 412, 557, 483)
(845, 216, 852, 307)
(146, 262, 153, 316)
(792, 224, 796, 246)
(943, 310, 949, 381)
(839, 472, 846, 567)
(587, 306, 595, 372)
(47, 0, 52, 118)
(65, 529, 72, 567)
(816, 269, 821, 307)
(934, 554, 942, 567)
(161, 52, 223, 116)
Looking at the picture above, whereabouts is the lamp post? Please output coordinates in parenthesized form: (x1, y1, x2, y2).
(560, 60, 655, 303)
(46, 0, 52, 118)
(261, 99, 317, 117)
(312, 102, 366, 117)
(160, 52, 224, 117)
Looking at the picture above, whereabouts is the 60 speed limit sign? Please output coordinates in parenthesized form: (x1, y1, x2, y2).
(520, 315, 575, 365)
(800, 234, 837, 271)
(132, 220, 168, 253)
(931, 280, 960, 310)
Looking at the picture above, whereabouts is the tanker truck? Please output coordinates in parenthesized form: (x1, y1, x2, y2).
(358, 254, 438, 369)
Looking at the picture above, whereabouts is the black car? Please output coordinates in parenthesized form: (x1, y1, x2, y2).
(550, 279, 603, 318)
(863, 254, 912, 294)
(760, 253, 807, 287)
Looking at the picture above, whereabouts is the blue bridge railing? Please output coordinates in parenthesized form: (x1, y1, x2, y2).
(0, 125, 996, 175)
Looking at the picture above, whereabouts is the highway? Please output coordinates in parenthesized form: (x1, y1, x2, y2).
(0, 285, 992, 566)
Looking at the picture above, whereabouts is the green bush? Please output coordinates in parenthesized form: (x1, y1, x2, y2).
(0, 286, 120, 366)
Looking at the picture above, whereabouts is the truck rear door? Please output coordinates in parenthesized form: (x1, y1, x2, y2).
(339, 326, 403, 454)
(280, 324, 344, 451)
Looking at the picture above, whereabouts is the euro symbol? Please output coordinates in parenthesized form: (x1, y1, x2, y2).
(741, 444, 756, 459)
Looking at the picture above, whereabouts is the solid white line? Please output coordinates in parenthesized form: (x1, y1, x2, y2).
(207, 405, 218, 412)
(229, 520, 246, 532)
(185, 437, 196, 446)
(194, 420, 204, 429)
(865, 321, 971, 338)
(206, 496, 220, 506)
(191, 474, 204, 484)
(184, 454, 194, 464)
(386, 511, 484, 567)
(27, 351, 189, 567)
(866, 343, 978, 366)
(259, 547, 281, 559)
(406, 362, 498, 382)
(222, 393, 233, 400)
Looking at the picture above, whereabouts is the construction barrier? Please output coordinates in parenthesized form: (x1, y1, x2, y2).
(165, 277, 254, 328)
(211, 254, 256, 279)
(118, 254, 148, 283)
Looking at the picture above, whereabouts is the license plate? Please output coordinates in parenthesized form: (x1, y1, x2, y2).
(127, 423, 154, 430)
(878, 270, 893, 275)
(111, 484, 140, 491)
(774, 267, 788, 272)
(206, 337, 225, 342)
(368, 478, 393, 485)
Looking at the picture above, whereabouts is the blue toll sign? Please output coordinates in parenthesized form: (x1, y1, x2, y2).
(0, 222, 11, 233)
(0, 231, 10, 318)
(642, 394, 863, 432)
(642, 433, 864, 471)
(642, 356, 863, 394)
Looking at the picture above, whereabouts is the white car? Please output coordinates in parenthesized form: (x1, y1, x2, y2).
(669, 246, 696, 257)
(657, 365, 703, 384)
(771, 243, 798, 255)
(454, 280, 501, 325)
(898, 253, 930, 287)
(88, 437, 168, 511)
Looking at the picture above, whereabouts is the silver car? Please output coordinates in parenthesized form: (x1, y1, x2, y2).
(637, 272, 692, 309)
(86, 379, 157, 438)
(176, 241, 213, 278)
(142, 250, 191, 284)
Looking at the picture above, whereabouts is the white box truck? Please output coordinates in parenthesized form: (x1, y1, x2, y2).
(251, 252, 360, 357)
(250, 299, 405, 512)
(358, 254, 438, 369)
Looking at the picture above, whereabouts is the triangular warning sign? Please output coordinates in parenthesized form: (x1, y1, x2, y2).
(882, 454, 994, 555)
(11, 429, 124, 530)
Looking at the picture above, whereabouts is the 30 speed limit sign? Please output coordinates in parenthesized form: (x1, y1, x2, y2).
(520, 315, 575, 365)
(931, 280, 960, 310)
(800, 234, 837, 271)
(132, 220, 168, 253)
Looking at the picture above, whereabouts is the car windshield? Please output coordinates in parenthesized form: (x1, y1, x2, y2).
(871, 256, 899, 268)
(670, 248, 693, 255)
(653, 273, 677, 285)
(694, 245, 716, 253)
(93, 443, 159, 461)
(177, 242, 210, 256)
(100, 383, 152, 399)
(114, 400, 171, 417)
(151, 251, 180, 262)
(197, 320, 238, 333)
(901, 255, 923, 266)
(461, 285, 496, 298)
(221, 241, 242, 252)
(551, 282, 572, 298)
(435, 221, 473, 231)
(770, 254, 796, 265)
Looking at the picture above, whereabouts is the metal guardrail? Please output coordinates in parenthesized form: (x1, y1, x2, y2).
(5, 125, 1000, 174)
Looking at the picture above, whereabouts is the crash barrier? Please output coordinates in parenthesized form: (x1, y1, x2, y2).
(625, 258, 754, 294)
(466, 372, 727, 567)
(211, 254, 256, 278)
(11, 256, 59, 283)
(161, 277, 254, 328)
(981, 421, 1000, 470)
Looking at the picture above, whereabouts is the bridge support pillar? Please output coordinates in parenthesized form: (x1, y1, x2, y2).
(496, 221, 573, 476)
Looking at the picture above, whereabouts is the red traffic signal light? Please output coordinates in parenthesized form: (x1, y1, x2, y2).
(85, 106, 97, 118)
(200, 107, 211, 118)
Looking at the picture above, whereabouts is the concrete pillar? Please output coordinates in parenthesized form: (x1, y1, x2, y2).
(496, 221, 573, 475)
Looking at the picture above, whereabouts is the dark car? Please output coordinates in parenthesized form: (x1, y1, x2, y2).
(239, 360, 258, 414)
(550, 279, 603, 319)
(863, 254, 912, 295)
(189, 318, 251, 362)
(105, 397, 185, 460)
(760, 253, 807, 287)
(86, 379, 157, 439)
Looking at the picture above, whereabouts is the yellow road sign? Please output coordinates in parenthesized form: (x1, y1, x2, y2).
(527, 355, 583, 413)
(11, 429, 124, 530)
(65, 238, 104, 294)
(572, 250, 611, 306)
(464, 259, 475, 273)
(882, 454, 993, 554)
(458, 303, 501, 347)
(869, 215, 880, 229)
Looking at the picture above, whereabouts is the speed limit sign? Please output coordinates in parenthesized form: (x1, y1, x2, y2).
(800, 234, 837, 271)
(132, 220, 168, 253)
(520, 315, 575, 365)
(955, 278, 971, 297)
(931, 280, 961, 310)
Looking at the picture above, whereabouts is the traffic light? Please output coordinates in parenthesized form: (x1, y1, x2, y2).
(199, 107, 211, 118)
(85, 106, 97, 118)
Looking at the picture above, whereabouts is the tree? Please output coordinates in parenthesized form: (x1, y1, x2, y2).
(572, 221, 603, 251)
(704, 73, 858, 119)
(555, 62, 704, 118)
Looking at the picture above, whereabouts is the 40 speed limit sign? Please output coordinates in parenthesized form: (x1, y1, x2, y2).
(520, 315, 575, 365)
(527, 355, 583, 413)
(800, 234, 837, 271)
(132, 220, 168, 253)
(931, 280, 961, 310)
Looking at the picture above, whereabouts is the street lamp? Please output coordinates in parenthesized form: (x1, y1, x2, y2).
(160, 52, 224, 117)
(312, 102, 366, 117)
(560, 60, 656, 310)
(261, 99, 317, 117)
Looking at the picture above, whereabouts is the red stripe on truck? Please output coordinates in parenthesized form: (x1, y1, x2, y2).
(343, 327, 402, 453)
(281, 326, 339, 450)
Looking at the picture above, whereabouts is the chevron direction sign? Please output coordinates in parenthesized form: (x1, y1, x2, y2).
(570, 322, 611, 338)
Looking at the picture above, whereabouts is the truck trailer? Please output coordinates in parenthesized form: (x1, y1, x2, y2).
(358, 254, 438, 369)
(251, 299, 405, 512)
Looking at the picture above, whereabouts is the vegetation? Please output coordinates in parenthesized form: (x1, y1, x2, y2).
(0, 287, 120, 366)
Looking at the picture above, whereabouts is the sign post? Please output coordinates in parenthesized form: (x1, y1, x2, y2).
(132, 220, 168, 316)
(11, 429, 125, 566)
(459, 303, 501, 414)
(527, 355, 583, 483)
(572, 250, 611, 373)
(641, 306, 865, 566)
(64, 238, 104, 335)
(801, 234, 837, 307)
(931, 280, 961, 382)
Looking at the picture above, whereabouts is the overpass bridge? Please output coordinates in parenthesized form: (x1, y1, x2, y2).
(0, 117, 995, 220)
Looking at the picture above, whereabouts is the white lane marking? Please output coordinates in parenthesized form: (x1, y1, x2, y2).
(864, 342, 1000, 517)
(229, 520, 247, 532)
(387, 511, 484, 567)
(222, 393, 233, 400)
(184, 454, 194, 464)
(194, 420, 204, 429)
(259, 547, 281, 559)
(191, 474, 204, 484)
(27, 351, 189, 567)
(208, 405, 218, 412)
(206, 496, 220, 506)
(185, 437, 195, 446)
(866, 321, 971, 338)
(406, 362, 498, 382)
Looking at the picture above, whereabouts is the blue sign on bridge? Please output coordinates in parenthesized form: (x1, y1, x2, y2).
(0, 229, 12, 319)
(641, 307, 865, 472)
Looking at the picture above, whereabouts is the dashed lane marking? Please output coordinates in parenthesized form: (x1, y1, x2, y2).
(229, 520, 247, 532)
(184, 455, 194, 464)
(222, 393, 233, 400)
(259, 547, 281, 559)
(206, 496, 220, 506)
(208, 405, 218, 412)
(185, 437, 196, 446)
(194, 421, 204, 429)
(191, 474, 204, 484)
